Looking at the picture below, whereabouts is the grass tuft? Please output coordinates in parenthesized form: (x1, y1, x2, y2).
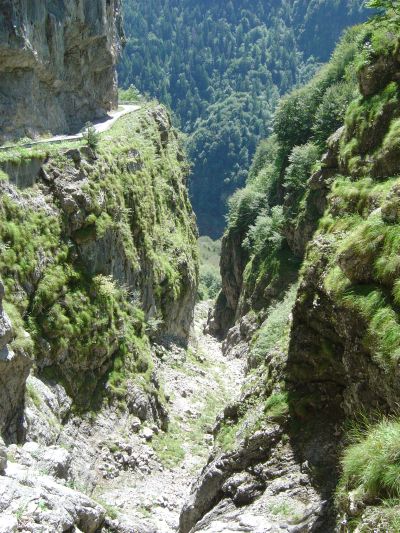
(337, 417, 400, 505)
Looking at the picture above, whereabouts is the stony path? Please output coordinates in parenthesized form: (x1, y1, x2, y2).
(95, 302, 244, 533)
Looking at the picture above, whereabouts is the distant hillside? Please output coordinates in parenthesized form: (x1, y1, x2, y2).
(119, 0, 368, 236)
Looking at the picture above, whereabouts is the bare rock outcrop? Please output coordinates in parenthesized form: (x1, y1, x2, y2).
(0, 281, 31, 442)
(0, 0, 124, 142)
(0, 460, 105, 532)
(207, 229, 249, 339)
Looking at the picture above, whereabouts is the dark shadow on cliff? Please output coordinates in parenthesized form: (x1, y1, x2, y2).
(284, 278, 399, 531)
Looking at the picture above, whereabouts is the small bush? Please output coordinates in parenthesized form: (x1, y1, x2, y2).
(313, 81, 357, 147)
(118, 85, 142, 102)
(284, 143, 320, 194)
(84, 122, 100, 151)
(273, 85, 318, 153)
(243, 206, 285, 256)
(227, 185, 266, 232)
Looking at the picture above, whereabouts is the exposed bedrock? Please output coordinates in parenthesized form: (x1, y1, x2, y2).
(0, 281, 31, 443)
(0, 0, 124, 142)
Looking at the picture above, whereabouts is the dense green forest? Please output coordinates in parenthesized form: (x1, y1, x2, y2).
(119, 0, 368, 236)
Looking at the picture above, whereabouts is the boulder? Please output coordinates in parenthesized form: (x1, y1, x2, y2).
(0, 462, 105, 532)
(140, 427, 154, 442)
(41, 447, 72, 480)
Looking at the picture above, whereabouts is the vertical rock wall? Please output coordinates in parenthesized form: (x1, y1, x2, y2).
(0, 0, 124, 141)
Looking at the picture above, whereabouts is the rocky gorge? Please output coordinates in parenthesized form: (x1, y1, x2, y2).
(0, 17, 201, 522)
(185, 10, 400, 533)
(1, 1, 400, 533)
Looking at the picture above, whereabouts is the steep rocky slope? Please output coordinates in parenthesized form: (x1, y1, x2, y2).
(4, 2, 400, 532)
(185, 12, 400, 533)
(0, 103, 198, 530)
(0, 0, 124, 142)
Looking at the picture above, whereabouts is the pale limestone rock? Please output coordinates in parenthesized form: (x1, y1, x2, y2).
(0, 514, 17, 533)
(0, 0, 124, 142)
(0, 462, 105, 532)
(141, 427, 154, 442)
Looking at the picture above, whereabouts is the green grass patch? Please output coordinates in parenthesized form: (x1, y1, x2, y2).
(94, 498, 119, 520)
(329, 176, 399, 218)
(151, 422, 186, 468)
(216, 421, 238, 451)
(268, 498, 302, 522)
(337, 417, 400, 506)
(26, 381, 42, 409)
(340, 80, 400, 173)
(264, 392, 289, 421)
(250, 284, 297, 367)
(319, 201, 400, 369)
(342, 285, 400, 366)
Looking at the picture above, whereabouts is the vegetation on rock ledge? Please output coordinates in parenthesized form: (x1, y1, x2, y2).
(0, 104, 198, 411)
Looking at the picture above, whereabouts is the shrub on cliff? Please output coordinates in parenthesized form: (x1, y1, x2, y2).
(84, 122, 99, 151)
(366, 0, 400, 17)
(243, 206, 285, 256)
(225, 25, 364, 253)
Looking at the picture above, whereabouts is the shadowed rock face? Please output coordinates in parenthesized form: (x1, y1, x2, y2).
(0, 0, 124, 142)
(0, 281, 31, 442)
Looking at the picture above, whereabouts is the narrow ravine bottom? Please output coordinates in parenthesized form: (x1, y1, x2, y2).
(94, 302, 244, 533)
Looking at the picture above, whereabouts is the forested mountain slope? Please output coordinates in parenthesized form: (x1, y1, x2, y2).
(119, 0, 368, 235)
(183, 5, 400, 531)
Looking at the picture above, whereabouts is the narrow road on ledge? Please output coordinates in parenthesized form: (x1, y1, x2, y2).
(0, 104, 141, 150)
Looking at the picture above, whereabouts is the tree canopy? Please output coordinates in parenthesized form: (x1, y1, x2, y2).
(119, 0, 368, 236)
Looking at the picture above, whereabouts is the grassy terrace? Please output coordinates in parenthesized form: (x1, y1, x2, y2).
(0, 139, 82, 166)
(0, 105, 141, 165)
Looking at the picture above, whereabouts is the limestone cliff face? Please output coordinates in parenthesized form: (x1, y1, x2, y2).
(207, 229, 248, 339)
(0, 0, 124, 142)
(0, 104, 198, 440)
(0, 281, 31, 443)
(0, 100, 199, 530)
